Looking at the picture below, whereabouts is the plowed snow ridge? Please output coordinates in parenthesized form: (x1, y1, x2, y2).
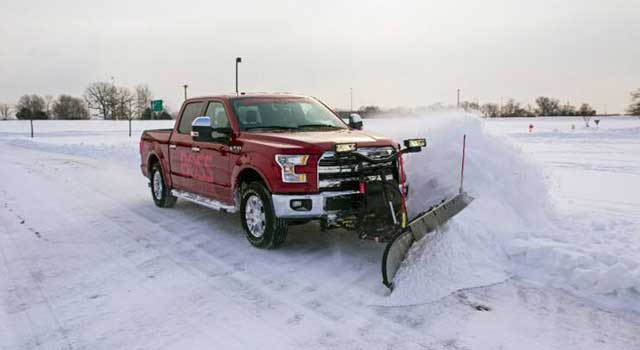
(366, 113, 639, 310)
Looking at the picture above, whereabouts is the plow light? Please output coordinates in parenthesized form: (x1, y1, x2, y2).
(335, 143, 357, 153)
(404, 138, 427, 149)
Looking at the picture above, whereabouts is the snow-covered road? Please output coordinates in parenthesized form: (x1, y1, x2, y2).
(1, 116, 639, 349)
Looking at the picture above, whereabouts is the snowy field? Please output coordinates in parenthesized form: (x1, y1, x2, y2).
(1, 115, 639, 349)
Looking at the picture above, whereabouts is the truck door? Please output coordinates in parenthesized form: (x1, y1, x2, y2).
(168, 101, 205, 193)
(190, 101, 233, 204)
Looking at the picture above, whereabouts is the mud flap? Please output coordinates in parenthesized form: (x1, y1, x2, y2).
(381, 192, 474, 290)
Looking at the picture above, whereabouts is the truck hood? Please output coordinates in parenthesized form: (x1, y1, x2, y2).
(240, 129, 396, 153)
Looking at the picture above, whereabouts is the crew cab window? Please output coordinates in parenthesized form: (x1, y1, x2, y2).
(178, 102, 205, 134)
(204, 102, 230, 128)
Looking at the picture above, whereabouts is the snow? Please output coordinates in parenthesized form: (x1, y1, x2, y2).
(365, 114, 640, 312)
(364, 114, 640, 311)
(1, 116, 639, 349)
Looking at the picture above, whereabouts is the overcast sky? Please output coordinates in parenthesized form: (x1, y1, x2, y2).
(1, 0, 639, 113)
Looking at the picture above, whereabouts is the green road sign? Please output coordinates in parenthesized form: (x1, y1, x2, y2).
(151, 100, 163, 112)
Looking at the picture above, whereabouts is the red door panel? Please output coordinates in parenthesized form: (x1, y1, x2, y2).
(190, 141, 232, 203)
(168, 132, 197, 193)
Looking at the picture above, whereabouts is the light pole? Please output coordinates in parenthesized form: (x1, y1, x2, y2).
(183, 84, 188, 100)
(235, 57, 242, 95)
(457, 89, 461, 108)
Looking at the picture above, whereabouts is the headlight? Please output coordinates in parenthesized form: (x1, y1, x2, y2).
(275, 155, 309, 183)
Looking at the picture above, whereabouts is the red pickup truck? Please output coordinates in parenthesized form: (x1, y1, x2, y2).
(140, 94, 424, 248)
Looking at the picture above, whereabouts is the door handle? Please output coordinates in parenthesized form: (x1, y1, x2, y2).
(169, 144, 177, 149)
(191, 146, 200, 153)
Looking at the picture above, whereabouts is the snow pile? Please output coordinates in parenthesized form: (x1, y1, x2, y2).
(366, 112, 550, 304)
(366, 113, 640, 310)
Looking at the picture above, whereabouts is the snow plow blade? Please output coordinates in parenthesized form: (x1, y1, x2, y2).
(381, 192, 474, 290)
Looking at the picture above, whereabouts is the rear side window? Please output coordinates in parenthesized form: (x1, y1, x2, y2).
(178, 102, 205, 133)
(204, 102, 230, 128)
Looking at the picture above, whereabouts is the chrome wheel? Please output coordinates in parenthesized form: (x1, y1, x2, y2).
(152, 170, 163, 199)
(245, 195, 266, 238)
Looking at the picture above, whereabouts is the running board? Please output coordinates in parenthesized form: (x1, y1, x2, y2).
(171, 190, 237, 213)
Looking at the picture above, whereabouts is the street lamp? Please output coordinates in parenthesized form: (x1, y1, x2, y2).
(183, 84, 189, 100)
(235, 57, 242, 95)
(457, 89, 461, 108)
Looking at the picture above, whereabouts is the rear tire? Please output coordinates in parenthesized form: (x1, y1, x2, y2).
(240, 182, 288, 248)
(150, 163, 177, 208)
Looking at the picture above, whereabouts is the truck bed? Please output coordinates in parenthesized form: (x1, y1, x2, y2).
(140, 128, 173, 178)
(141, 129, 172, 143)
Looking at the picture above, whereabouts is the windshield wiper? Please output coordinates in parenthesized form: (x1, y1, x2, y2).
(244, 125, 297, 131)
(296, 124, 342, 129)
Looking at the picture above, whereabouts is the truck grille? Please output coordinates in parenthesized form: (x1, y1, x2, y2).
(317, 147, 398, 191)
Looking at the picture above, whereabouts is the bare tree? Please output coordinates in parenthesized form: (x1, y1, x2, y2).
(481, 103, 499, 118)
(628, 88, 640, 116)
(44, 95, 55, 118)
(114, 87, 134, 120)
(16, 94, 48, 119)
(53, 95, 89, 119)
(460, 101, 480, 112)
(535, 96, 561, 116)
(578, 103, 596, 117)
(134, 85, 153, 119)
(0, 103, 12, 120)
(559, 102, 576, 116)
(84, 82, 117, 119)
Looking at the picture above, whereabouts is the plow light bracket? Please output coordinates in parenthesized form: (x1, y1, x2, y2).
(403, 138, 427, 153)
(335, 143, 357, 153)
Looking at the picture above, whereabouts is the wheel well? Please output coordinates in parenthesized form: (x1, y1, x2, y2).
(147, 154, 159, 175)
(236, 168, 267, 189)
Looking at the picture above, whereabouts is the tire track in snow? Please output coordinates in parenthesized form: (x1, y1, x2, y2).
(8, 144, 440, 345)
(0, 205, 74, 349)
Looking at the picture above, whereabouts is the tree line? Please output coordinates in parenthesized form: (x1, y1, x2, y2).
(2, 87, 640, 121)
(466, 90, 640, 118)
(465, 97, 596, 118)
(0, 82, 173, 120)
(346, 89, 640, 119)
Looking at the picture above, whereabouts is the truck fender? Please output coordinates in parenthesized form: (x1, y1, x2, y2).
(147, 149, 173, 189)
(232, 165, 273, 194)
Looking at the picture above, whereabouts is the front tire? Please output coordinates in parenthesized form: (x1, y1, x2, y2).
(150, 163, 177, 208)
(240, 182, 288, 248)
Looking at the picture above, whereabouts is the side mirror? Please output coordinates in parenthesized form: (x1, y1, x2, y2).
(191, 116, 232, 143)
(349, 113, 363, 130)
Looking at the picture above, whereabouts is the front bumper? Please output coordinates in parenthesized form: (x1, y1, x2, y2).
(271, 191, 358, 218)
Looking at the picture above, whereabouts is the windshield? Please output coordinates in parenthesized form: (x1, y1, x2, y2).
(231, 97, 347, 131)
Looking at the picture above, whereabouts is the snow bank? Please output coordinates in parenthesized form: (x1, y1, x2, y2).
(0, 120, 174, 166)
(366, 113, 640, 310)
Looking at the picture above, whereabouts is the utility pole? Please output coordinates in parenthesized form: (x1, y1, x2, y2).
(183, 84, 189, 100)
(457, 89, 461, 108)
(110, 76, 116, 120)
(235, 57, 242, 95)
